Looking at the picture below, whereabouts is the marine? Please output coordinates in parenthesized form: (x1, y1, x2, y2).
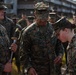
(53, 17, 76, 75)
(20, 2, 64, 75)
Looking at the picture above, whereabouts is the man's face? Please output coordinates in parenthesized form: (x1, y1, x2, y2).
(0, 9, 4, 20)
(35, 10, 48, 21)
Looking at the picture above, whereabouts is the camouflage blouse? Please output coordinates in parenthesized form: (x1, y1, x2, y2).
(0, 24, 10, 74)
(20, 22, 64, 75)
(67, 35, 76, 74)
(17, 19, 27, 28)
(0, 17, 15, 44)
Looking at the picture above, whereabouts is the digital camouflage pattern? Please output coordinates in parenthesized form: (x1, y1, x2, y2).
(67, 35, 76, 75)
(54, 39, 64, 75)
(13, 24, 22, 39)
(20, 22, 64, 75)
(34, 2, 49, 10)
(12, 23, 22, 73)
(0, 17, 14, 43)
(17, 19, 27, 28)
(0, 24, 10, 75)
(0, 2, 7, 10)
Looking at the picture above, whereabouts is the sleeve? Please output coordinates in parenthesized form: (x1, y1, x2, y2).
(55, 39, 64, 57)
(0, 46, 6, 73)
(13, 27, 21, 39)
(19, 30, 32, 72)
(71, 47, 76, 72)
(0, 25, 10, 73)
(17, 20, 22, 26)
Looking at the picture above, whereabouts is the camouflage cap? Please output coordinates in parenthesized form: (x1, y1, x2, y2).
(34, 2, 49, 10)
(0, 2, 7, 10)
(53, 17, 74, 31)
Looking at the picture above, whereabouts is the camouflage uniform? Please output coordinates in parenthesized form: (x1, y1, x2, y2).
(12, 16, 22, 73)
(20, 21, 64, 75)
(12, 24, 22, 73)
(17, 18, 27, 28)
(53, 17, 76, 75)
(54, 39, 64, 75)
(0, 2, 11, 75)
(0, 24, 10, 75)
(0, 17, 15, 44)
(13, 24, 22, 39)
(67, 35, 76, 75)
(49, 12, 64, 75)
(20, 2, 64, 75)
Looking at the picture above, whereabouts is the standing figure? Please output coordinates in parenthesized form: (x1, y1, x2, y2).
(0, 2, 18, 75)
(53, 17, 76, 75)
(0, 3, 15, 44)
(20, 2, 64, 75)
